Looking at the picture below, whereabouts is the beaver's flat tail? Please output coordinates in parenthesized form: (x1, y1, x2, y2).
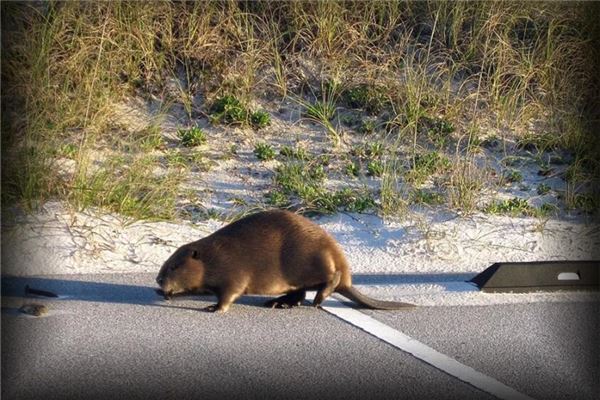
(336, 286, 415, 310)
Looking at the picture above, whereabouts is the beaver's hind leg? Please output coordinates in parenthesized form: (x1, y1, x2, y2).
(264, 289, 307, 309)
(312, 270, 341, 308)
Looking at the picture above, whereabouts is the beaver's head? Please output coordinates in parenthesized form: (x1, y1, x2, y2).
(156, 245, 205, 300)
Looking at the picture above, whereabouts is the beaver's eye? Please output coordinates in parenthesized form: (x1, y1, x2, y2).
(191, 250, 199, 259)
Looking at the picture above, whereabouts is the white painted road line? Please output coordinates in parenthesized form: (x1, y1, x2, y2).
(308, 292, 536, 400)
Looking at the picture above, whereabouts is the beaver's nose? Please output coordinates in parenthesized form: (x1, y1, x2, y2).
(156, 276, 163, 285)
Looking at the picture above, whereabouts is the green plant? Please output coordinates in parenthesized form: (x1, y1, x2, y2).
(250, 110, 271, 129)
(345, 162, 359, 177)
(58, 143, 78, 158)
(230, 197, 248, 206)
(340, 113, 360, 127)
(537, 183, 551, 195)
(426, 118, 454, 148)
(343, 84, 387, 114)
(279, 146, 310, 161)
(367, 160, 384, 177)
(367, 142, 384, 159)
(306, 100, 335, 121)
(411, 189, 444, 205)
(164, 149, 210, 171)
(350, 145, 367, 159)
(294, 79, 342, 145)
(265, 190, 290, 207)
(537, 162, 553, 176)
(503, 169, 524, 183)
(316, 154, 331, 166)
(220, 144, 239, 160)
(501, 156, 525, 167)
(406, 151, 451, 184)
(191, 152, 213, 172)
(380, 160, 409, 218)
(309, 164, 326, 181)
(254, 143, 276, 161)
(467, 135, 483, 153)
(517, 132, 561, 153)
(209, 95, 248, 125)
(485, 197, 533, 216)
(565, 161, 587, 184)
(138, 125, 164, 151)
(535, 203, 559, 217)
(334, 188, 376, 213)
(178, 126, 207, 147)
(165, 149, 189, 168)
(273, 160, 338, 213)
(276, 162, 323, 192)
(570, 194, 599, 214)
(359, 118, 377, 135)
(414, 152, 451, 174)
(350, 142, 383, 161)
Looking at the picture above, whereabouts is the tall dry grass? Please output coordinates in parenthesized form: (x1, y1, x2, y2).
(2, 1, 598, 218)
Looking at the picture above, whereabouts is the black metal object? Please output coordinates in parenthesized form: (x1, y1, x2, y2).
(470, 260, 600, 293)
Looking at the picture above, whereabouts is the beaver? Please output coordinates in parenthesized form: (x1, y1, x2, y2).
(156, 209, 415, 313)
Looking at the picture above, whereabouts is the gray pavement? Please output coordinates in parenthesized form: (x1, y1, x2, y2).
(1, 273, 598, 400)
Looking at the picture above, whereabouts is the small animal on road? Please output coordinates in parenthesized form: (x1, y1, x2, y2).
(156, 209, 415, 313)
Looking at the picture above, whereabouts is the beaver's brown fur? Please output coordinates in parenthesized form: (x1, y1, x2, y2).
(156, 210, 415, 313)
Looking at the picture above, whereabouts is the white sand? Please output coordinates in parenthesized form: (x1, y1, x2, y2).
(2, 201, 598, 307)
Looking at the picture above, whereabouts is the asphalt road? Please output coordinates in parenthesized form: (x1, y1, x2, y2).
(1, 273, 598, 400)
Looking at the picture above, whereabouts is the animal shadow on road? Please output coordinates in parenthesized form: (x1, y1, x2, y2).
(0, 275, 266, 313)
(0, 273, 474, 313)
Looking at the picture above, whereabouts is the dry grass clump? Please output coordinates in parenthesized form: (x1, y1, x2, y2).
(445, 157, 492, 213)
(2, 1, 598, 218)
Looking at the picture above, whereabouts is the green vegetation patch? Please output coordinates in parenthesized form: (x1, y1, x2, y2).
(485, 197, 533, 216)
(209, 95, 271, 129)
(137, 125, 165, 151)
(265, 190, 290, 208)
(72, 155, 182, 220)
(569, 194, 600, 214)
(503, 169, 524, 184)
(254, 142, 276, 161)
(536, 203, 559, 217)
(178, 126, 207, 147)
(536, 183, 551, 195)
(350, 142, 384, 160)
(425, 118, 455, 148)
(406, 151, 452, 184)
(410, 189, 445, 205)
(272, 159, 375, 214)
(333, 188, 377, 213)
(279, 145, 310, 161)
(367, 160, 384, 177)
(345, 161, 360, 177)
(250, 110, 272, 129)
(209, 95, 248, 124)
(485, 197, 563, 218)
(414, 152, 451, 173)
(343, 84, 388, 115)
(359, 118, 377, 135)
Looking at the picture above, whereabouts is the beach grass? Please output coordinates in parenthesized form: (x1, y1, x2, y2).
(2, 1, 598, 219)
